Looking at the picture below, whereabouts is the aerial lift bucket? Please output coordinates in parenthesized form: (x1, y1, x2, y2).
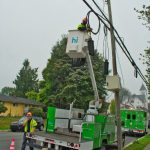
(66, 30, 90, 58)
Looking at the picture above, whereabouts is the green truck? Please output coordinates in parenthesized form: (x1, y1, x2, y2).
(121, 109, 148, 135)
(25, 30, 118, 149)
(26, 106, 116, 150)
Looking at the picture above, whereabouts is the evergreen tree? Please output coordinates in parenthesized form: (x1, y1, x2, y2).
(39, 36, 106, 109)
(13, 59, 39, 98)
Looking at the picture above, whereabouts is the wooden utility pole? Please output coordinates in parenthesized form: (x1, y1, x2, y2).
(107, 0, 122, 149)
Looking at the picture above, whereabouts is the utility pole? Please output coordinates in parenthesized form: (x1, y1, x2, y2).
(107, 0, 122, 150)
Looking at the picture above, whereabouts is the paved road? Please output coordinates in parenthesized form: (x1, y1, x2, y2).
(0, 131, 30, 150)
(124, 135, 138, 146)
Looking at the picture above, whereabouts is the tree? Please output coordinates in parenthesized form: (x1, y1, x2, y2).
(13, 59, 39, 98)
(0, 87, 15, 96)
(25, 91, 39, 100)
(0, 103, 7, 114)
(119, 87, 131, 103)
(148, 102, 150, 113)
(135, 5, 150, 30)
(28, 107, 43, 117)
(39, 36, 107, 109)
(109, 99, 116, 115)
(136, 5, 150, 95)
(143, 49, 150, 96)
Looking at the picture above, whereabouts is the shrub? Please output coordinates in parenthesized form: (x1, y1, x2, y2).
(28, 107, 43, 117)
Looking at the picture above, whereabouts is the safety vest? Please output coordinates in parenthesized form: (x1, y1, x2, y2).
(77, 23, 87, 31)
(24, 119, 37, 133)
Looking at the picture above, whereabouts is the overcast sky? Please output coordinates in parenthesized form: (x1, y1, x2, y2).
(0, 0, 149, 95)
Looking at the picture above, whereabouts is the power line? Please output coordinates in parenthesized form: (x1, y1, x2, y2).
(82, 0, 148, 85)
(92, 0, 148, 85)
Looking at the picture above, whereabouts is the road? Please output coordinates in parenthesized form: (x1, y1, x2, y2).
(124, 135, 138, 146)
(0, 131, 30, 150)
(0, 131, 140, 150)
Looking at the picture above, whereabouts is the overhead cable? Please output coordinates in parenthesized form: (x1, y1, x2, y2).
(82, 0, 148, 85)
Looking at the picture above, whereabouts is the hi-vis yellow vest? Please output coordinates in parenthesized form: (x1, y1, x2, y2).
(24, 119, 37, 133)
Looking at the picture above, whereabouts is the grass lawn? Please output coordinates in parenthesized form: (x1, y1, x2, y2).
(0, 116, 20, 130)
(123, 134, 150, 150)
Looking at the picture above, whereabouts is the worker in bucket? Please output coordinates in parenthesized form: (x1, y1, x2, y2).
(21, 112, 37, 150)
(77, 17, 92, 32)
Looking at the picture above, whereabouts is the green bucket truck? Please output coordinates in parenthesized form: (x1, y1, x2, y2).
(26, 30, 117, 150)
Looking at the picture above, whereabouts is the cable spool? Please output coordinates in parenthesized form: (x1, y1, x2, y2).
(104, 59, 109, 75)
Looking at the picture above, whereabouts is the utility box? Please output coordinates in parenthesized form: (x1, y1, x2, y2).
(106, 75, 121, 91)
(66, 30, 90, 58)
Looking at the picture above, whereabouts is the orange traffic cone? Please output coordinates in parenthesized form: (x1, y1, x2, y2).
(9, 138, 15, 150)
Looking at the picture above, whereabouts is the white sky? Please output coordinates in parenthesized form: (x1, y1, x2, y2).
(0, 0, 149, 95)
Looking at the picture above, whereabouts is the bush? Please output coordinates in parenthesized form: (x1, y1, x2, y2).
(0, 103, 7, 114)
(28, 107, 43, 117)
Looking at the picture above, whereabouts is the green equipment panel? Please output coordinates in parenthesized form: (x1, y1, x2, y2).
(82, 122, 101, 149)
(46, 107, 56, 132)
(82, 115, 115, 149)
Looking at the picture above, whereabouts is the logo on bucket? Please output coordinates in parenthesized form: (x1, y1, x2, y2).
(71, 36, 78, 44)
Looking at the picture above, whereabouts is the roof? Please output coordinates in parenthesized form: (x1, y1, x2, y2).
(131, 94, 146, 103)
(120, 108, 147, 112)
(0, 94, 44, 106)
(139, 84, 147, 91)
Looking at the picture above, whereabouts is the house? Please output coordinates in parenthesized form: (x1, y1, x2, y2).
(121, 84, 148, 110)
(0, 94, 44, 117)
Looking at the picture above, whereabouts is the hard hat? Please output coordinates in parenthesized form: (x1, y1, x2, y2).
(26, 112, 32, 117)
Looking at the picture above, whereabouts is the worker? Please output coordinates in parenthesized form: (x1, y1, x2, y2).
(77, 17, 92, 32)
(77, 17, 88, 31)
(21, 112, 37, 150)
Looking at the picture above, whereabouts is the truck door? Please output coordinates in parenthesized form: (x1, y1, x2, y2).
(126, 112, 132, 129)
(131, 112, 136, 129)
(137, 112, 145, 130)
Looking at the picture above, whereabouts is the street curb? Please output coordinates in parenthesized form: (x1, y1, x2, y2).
(123, 134, 150, 150)
(123, 141, 134, 149)
(123, 136, 144, 149)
